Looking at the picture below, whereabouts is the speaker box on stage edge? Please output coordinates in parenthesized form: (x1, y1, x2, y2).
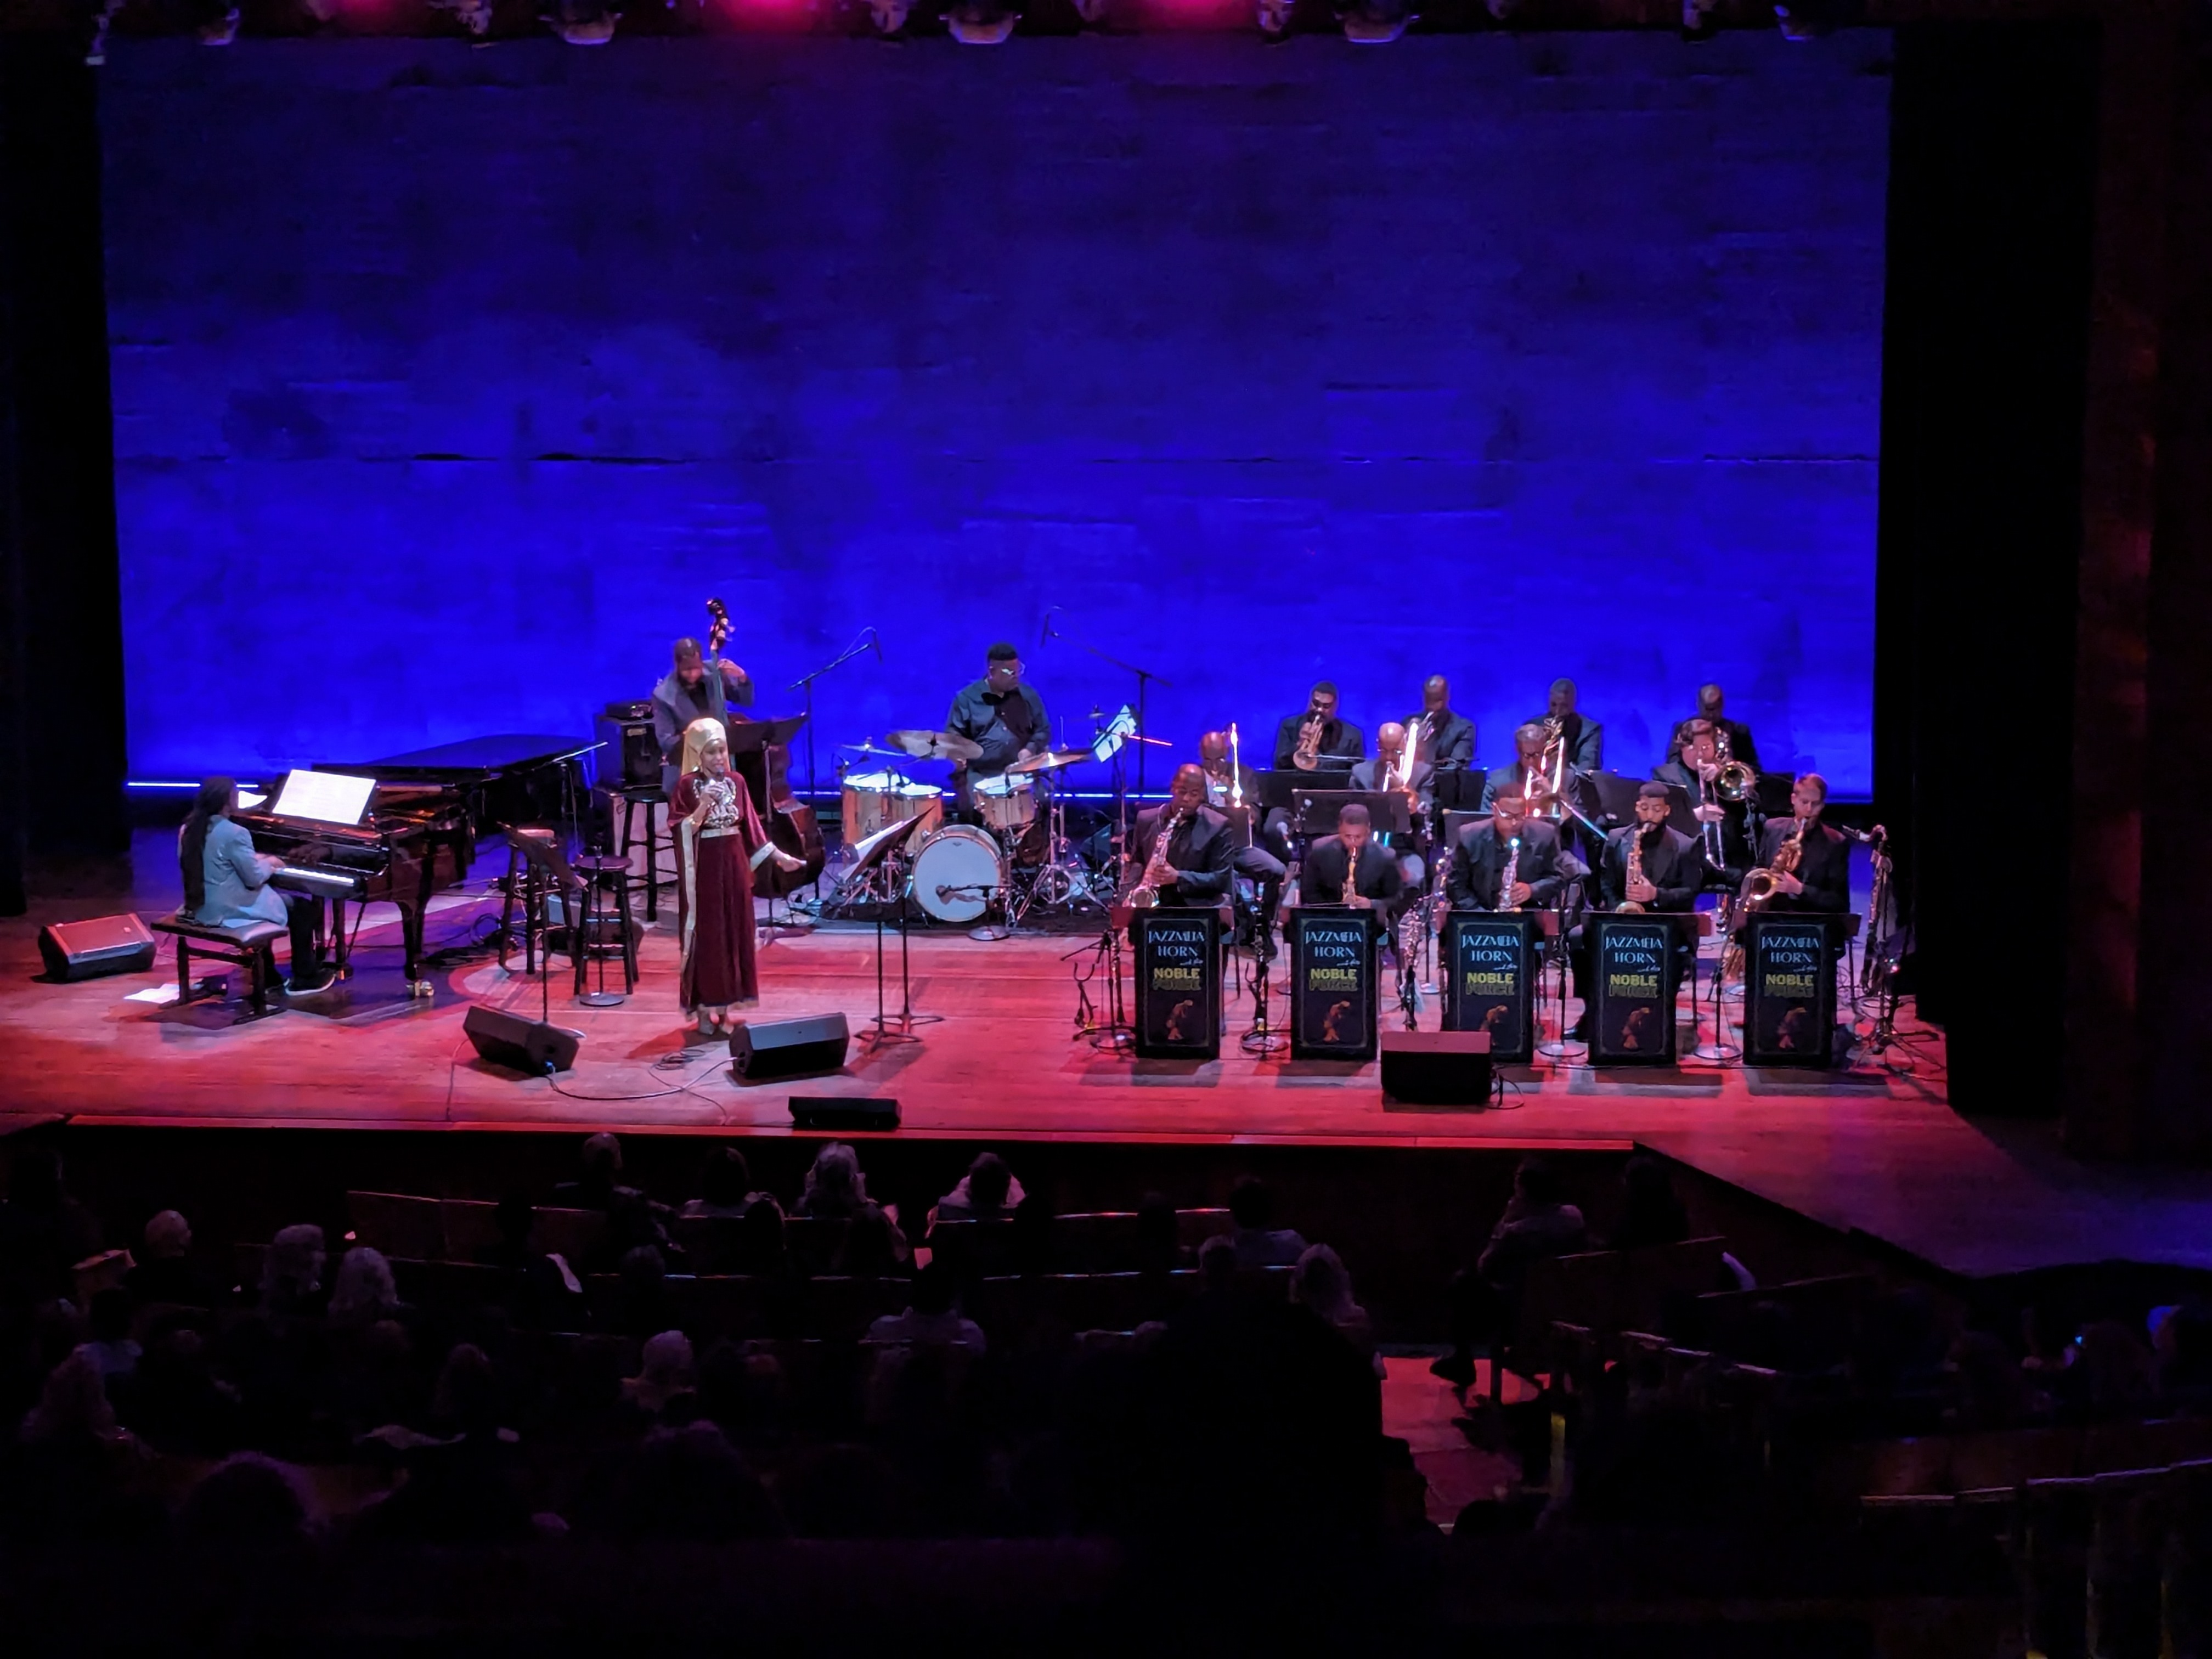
(730, 1013, 851, 1083)
(39, 914, 158, 982)
(464, 1003, 583, 1076)
(1380, 1030, 1493, 1108)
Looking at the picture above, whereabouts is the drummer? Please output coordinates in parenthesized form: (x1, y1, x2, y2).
(945, 642, 1049, 817)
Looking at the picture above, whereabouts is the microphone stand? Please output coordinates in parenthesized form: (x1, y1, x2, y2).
(1044, 618, 1172, 802)
(786, 630, 879, 804)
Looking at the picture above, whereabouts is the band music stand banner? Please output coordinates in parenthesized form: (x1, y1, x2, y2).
(1286, 907, 1381, 1062)
(1743, 915, 1838, 1068)
(1131, 909, 1223, 1060)
(1441, 912, 1538, 1064)
(1588, 915, 1679, 1064)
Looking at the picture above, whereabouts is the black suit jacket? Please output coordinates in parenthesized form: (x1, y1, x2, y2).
(1525, 712, 1602, 772)
(1653, 761, 1757, 872)
(1273, 713, 1365, 771)
(1447, 819, 1570, 911)
(1200, 762, 1265, 812)
(1598, 825, 1702, 912)
(1131, 804, 1236, 905)
(1412, 710, 1476, 772)
(1298, 836, 1403, 907)
(1348, 756, 1435, 812)
(1756, 818, 1849, 915)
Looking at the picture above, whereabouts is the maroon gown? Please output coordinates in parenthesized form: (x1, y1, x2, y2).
(670, 767, 765, 1011)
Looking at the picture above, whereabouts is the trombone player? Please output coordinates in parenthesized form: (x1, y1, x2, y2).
(1656, 718, 1756, 889)
(1408, 676, 1475, 773)
(1530, 679, 1602, 772)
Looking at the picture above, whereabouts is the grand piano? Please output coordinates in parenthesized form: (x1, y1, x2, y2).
(233, 735, 597, 995)
(233, 782, 475, 995)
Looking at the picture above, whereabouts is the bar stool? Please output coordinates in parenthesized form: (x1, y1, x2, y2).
(572, 852, 638, 1005)
(616, 785, 671, 922)
(497, 826, 560, 973)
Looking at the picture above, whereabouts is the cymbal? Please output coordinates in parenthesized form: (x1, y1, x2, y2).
(1006, 747, 1092, 776)
(886, 728, 984, 762)
(838, 742, 909, 759)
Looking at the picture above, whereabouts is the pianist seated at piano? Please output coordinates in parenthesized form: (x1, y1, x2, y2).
(179, 777, 332, 995)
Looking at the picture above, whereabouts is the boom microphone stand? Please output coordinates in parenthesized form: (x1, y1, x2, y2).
(787, 628, 882, 803)
(1042, 611, 1171, 802)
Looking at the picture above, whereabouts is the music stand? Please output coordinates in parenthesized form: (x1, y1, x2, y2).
(511, 834, 583, 1027)
(845, 818, 938, 1048)
(724, 715, 810, 926)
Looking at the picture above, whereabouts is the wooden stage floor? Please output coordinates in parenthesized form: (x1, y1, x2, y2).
(6, 855, 2210, 1282)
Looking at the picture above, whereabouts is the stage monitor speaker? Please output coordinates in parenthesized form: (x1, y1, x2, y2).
(595, 714, 661, 788)
(1380, 1030, 1492, 1107)
(463, 1003, 582, 1076)
(38, 913, 157, 982)
(730, 1013, 851, 1083)
(789, 1096, 901, 1132)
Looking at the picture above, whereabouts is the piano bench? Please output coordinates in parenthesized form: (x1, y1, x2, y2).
(151, 917, 285, 1019)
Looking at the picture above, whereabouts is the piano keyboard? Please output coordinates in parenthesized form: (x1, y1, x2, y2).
(271, 863, 365, 900)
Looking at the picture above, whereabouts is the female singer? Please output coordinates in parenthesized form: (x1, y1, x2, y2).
(671, 718, 800, 1037)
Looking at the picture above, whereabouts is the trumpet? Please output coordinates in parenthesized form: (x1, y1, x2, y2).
(1293, 704, 1325, 770)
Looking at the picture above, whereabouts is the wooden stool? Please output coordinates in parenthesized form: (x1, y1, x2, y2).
(497, 827, 560, 974)
(616, 785, 671, 922)
(150, 916, 286, 1020)
(571, 853, 638, 1001)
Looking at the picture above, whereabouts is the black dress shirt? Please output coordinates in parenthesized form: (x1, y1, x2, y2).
(1297, 836, 1403, 907)
(1598, 825, 1702, 912)
(1130, 804, 1237, 905)
(1273, 712, 1365, 771)
(1446, 818, 1571, 911)
(1755, 817, 1850, 915)
(946, 680, 1048, 776)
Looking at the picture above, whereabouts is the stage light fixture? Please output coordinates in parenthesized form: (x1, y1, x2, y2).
(543, 0, 621, 42)
(944, 0, 1016, 42)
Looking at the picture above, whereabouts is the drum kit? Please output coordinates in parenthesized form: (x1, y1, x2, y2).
(822, 718, 1126, 933)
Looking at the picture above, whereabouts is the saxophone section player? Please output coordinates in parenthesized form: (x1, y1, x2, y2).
(1565, 782, 1701, 1042)
(1124, 764, 1237, 909)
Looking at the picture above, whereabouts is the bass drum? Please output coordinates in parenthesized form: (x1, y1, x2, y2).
(908, 825, 1007, 924)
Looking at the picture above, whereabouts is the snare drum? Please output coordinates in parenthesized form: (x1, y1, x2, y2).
(972, 771, 1036, 834)
(909, 824, 1006, 923)
(840, 770, 944, 850)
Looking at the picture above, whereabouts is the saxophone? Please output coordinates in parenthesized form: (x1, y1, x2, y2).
(1618, 827, 1649, 914)
(1341, 838, 1361, 905)
(1720, 815, 1809, 978)
(1127, 806, 1187, 910)
(1497, 834, 1522, 912)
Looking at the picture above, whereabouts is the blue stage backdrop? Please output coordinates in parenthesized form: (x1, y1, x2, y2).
(103, 32, 1889, 796)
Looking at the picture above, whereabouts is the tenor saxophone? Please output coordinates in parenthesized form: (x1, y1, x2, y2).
(1618, 827, 1649, 914)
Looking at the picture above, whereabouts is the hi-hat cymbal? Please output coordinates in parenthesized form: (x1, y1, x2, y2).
(1006, 747, 1093, 776)
(886, 728, 984, 762)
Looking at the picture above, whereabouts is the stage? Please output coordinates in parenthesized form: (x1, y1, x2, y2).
(9, 839, 2212, 1284)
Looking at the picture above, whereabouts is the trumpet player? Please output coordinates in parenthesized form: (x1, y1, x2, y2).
(1273, 681, 1364, 774)
(1409, 676, 1475, 773)
(1125, 764, 1237, 907)
(1297, 803, 1403, 911)
(1566, 783, 1700, 1039)
(1532, 679, 1603, 772)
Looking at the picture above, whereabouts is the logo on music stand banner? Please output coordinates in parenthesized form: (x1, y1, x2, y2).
(1445, 914, 1533, 1063)
(1134, 911, 1220, 1059)
(1591, 916, 1676, 1064)
(1745, 918, 1833, 1067)
(1293, 913, 1373, 1058)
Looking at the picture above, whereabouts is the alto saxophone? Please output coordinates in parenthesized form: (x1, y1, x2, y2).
(1497, 835, 1522, 912)
(1128, 806, 1187, 910)
(1618, 827, 1649, 914)
(1341, 838, 1361, 905)
(1720, 815, 1810, 978)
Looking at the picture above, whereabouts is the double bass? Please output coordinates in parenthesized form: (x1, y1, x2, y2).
(705, 597, 826, 897)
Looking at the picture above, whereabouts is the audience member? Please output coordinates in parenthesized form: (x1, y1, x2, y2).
(83, 1289, 142, 1384)
(354, 1345, 541, 1543)
(328, 1246, 408, 1332)
(611, 1421, 784, 1541)
(681, 1148, 759, 1220)
(117, 1323, 242, 1457)
(1431, 1158, 1586, 1387)
(797, 1142, 871, 1220)
(616, 1245, 678, 1339)
(834, 1201, 911, 1278)
(1610, 1154, 1691, 1251)
(623, 1330, 697, 1420)
(1134, 1190, 1190, 1274)
(731, 1197, 788, 1276)
(1293, 1244, 1381, 1377)
(123, 1209, 210, 1308)
(1227, 1177, 1307, 1267)
(552, 1132, 646, 1214)
(259, 1224, 329, 1319)
(867, 1264, 986, 1356)
(173, 1451, 313, 1549)
(934, 1152, 1025, 1222)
